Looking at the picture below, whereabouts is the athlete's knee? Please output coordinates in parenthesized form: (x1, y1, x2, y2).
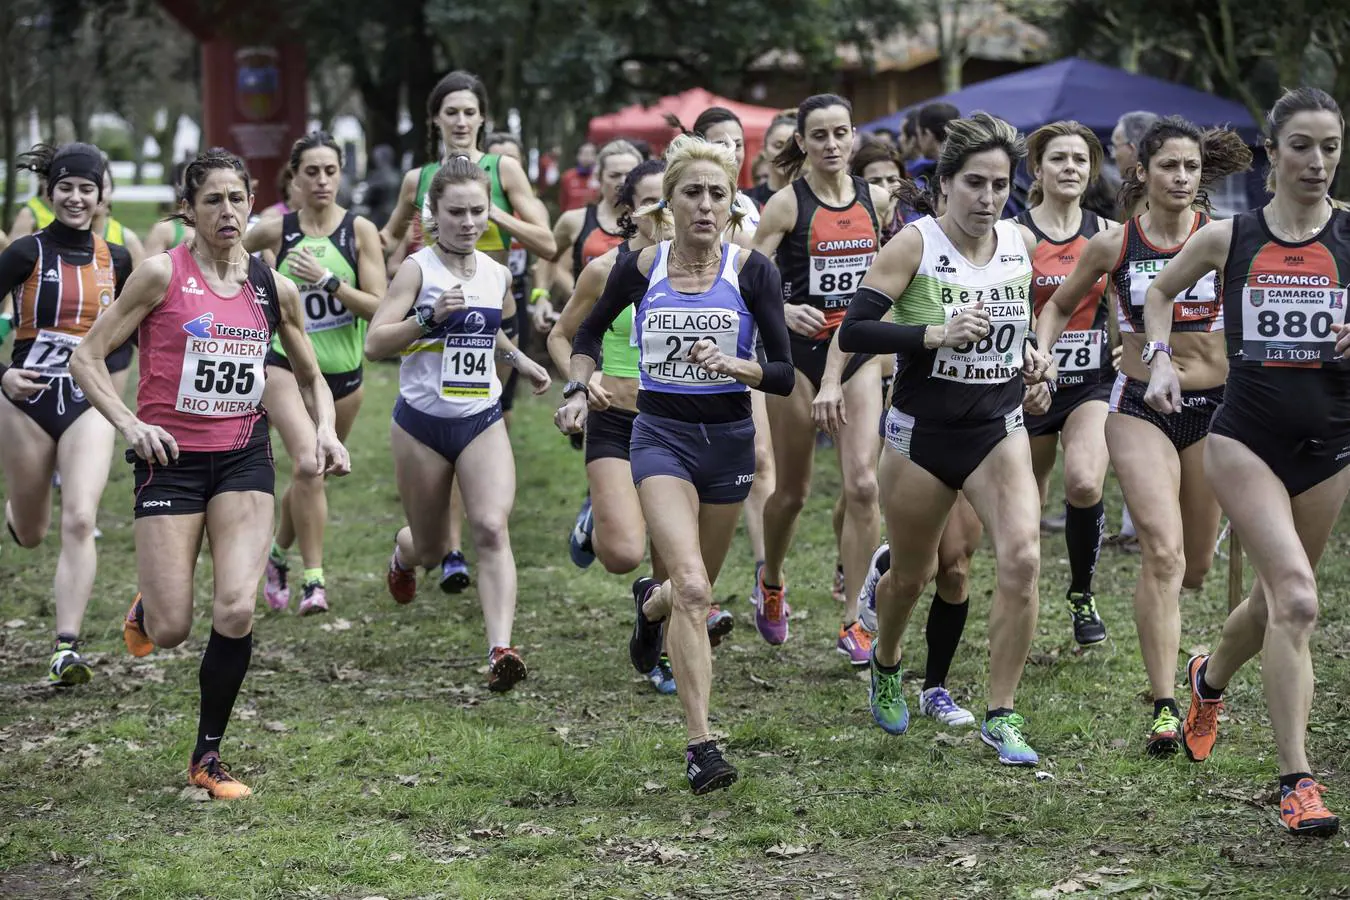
(7, 515, 46, 549)
(211, 601, 255, 638)
(597, 535, 645, 575)
(469, 515, 510, 554)
(1140, 535, 1185, 585)
(753, 441, 775, 478)
(1181, 554, 1213, 591)
(59, 506, 99, 544)
(1063, 469, 1104, 508)
(291, 447, 324, 483)
(145, 604, 192, 648)
(671, 571, 713, 617)
(768, 481, 809, 516)
(843, 468, 879, 509)
(996, 536, 1040, 595)
(1268, 574, 1319, 633)
(886, 562, 936, 606)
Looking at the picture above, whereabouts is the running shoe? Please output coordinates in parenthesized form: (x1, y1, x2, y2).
(920, 686, 976, 727)
(1280, 779, 1340, 837)
(706, 604, 734, 648)
(487, 646, 527, 692)
(264, 557, 289, 611)
(48, 640, 93, 686)
(387, 549, 417, 605)
(754, 570, 790, 645)
(298, 581, 328, 617)
(123, 594, 153, 658)
(1182, 654, 1223, 762)
(857, 543, 889, 634)
(1067, 591, 1107, 646)
(646, 655, 677, 695)
(868, 650, 909, 735)
(836, 620, 872, 667)
(568, 495, 595, 569)
(188, 752, 252, 800)
(629, 577, 665, 674)
(686, 741, 738, 794)
(439, 550, 471, 594)
(981, 712, 1039, 766)
(831, 561, 846, 604)
(1147, 706, 1182, 757)
(748, 561, 765, 606)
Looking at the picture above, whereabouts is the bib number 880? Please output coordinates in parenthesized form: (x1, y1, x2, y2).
(1255, 309, 1334, 340)
(954, 322, 1017, 355)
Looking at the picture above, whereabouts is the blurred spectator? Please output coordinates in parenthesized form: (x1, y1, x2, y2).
(558, 141, 600, 212)
(360, 144, 403, 228)
(898, 112, 920, 167)
(909, 102, 960, 187)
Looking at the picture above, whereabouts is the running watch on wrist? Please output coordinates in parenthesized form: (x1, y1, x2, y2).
(562, 380, 590, 400)
(414, 306, 436, 335)
(1141, 341, 1172, 366)
(321, 271, 341, 294)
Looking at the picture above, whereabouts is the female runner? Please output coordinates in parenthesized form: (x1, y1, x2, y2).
(745, 112, 797, 209)
(1035, 116, 1251, 755)
(542, 140, 641, 303)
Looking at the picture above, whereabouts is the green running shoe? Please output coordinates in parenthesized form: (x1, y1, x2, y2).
(981, 712, 1039, 766)
(49, 640, 93, 686)
(868, 649, 909, 735)
(1146, 706, 1182, 757)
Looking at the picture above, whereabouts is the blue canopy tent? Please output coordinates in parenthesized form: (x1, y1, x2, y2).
(863, 57, 1261, 143)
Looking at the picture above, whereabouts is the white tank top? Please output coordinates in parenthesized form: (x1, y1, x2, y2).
(398, 247, 510, 418)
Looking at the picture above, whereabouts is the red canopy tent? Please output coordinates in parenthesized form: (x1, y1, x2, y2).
(587, 88, 784, 187)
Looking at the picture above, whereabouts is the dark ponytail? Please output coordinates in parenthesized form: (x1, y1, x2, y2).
(1116, 116, 1253, 215)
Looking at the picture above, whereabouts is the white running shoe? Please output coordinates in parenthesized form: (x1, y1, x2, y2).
(856, 543, 889, 635)
(920, 686, 976, 727)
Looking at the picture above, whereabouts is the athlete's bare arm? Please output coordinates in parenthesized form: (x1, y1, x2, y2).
(1036, 227, 1125, 349)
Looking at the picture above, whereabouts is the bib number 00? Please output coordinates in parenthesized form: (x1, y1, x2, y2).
(303, 289, 354, 334)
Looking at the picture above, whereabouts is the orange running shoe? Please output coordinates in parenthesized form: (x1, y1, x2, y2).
(836, 620, 873, 667)
(123, 594, 154, 658)
(387, 548, 416, 605)
(488, 646, 527, 692)
(1182, 654, 1223, 762)
(188, 752, 253, 800)
(1280, 778, 1339, 837)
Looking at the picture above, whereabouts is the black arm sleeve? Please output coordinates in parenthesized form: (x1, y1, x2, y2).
(838, 285, 930, 354)
(0, 236, 40, 300)
(739, 251, 794, 396)
(109, 243, 134, 295)
(573, 250, 641, 363)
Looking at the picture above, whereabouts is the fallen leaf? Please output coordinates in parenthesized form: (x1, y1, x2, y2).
(262, 721, 289, 733)
(470, 827, 505, 839)
(178, 786, 210, 803)
(1035, 771, 1055, 782)
(766, 843, 810, 859)
(515, 822, 556, 836)
(386, 853, 404, 862)
(1102, 878, 1147, 895)
(748, 674, 776, 691)
(396, 774, 420, 787)
(642, 780, 664, 793)
(707, 810, 730, 821)
(948, 854, 977, 869)
(1095, 867, 1132, 876)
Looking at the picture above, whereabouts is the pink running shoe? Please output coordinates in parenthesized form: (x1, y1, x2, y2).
(298, 581, 328, 616)
(264, 557, 289, 611)
(754, 570, 790, 645)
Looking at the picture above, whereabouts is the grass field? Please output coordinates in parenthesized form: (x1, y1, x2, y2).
(2, 355, 1349, 898)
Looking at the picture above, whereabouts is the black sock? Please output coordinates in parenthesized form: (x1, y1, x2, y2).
(872, 652, 902, 675)
(986, 707, 1014, 722)
(1280, 772, 1314, 791)
(1064, 499, 1106, 595)
(1153, 698, 1179, 718)
(6, 521, 19, 546)
(923, 593, 968, 690)
(1196, 658, 1224, 701)
(194, 629, 253, 764)
(56, 632, 79, 647)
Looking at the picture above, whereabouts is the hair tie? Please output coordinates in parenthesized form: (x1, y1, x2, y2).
(657, 199, 667, 210)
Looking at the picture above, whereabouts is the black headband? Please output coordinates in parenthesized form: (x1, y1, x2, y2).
(48, 146, 105, 199)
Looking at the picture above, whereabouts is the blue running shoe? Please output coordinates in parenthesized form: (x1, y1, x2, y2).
(981, 712, 1039, 766)
(869, 649, 909, 735)
(569, 495, 595, 569)
(857, 543, 889, 634)
(646, 655, 677, 695)
(439, 550, 471, 594)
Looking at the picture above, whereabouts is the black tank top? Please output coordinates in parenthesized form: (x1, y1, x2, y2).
(1221, 207, 1350, 369)
(1112, 212, 1219, 334)
(573, 204, 623, 277)
(1016, 209, 1111, 385)
(775, 177, 879, 340)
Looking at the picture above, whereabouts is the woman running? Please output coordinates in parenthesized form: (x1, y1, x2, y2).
(752, 94, 893, 661)
(0, 142, 132, 686)
(245, 132, 386, 616)
(851, 136, 908, 243)
(1149, 88, 1347, 836)
(367, 156, 550, 692)
(92, 163, 143, 400)
(839, 113, 1050, 765)
(541, 140, 641, 302)
(744, 112, 797, 210)
(1035, 116, 1251, 756)
(8, 181, 54, 238)
(380, 70, 555, 593)
(557, 135, 794, 793)
(71, 149, 350, 799)
(1016, 121, 1117, 646)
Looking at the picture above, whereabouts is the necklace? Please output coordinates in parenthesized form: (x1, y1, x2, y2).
(191, 243, 246, 277)
(1267, 205, 1331, 243)
(671, 244, 722, 275)
(436, 242, 477, 279)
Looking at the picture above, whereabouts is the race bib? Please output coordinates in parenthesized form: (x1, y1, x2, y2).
(1051, 330, 1105, 377)
(639, 306, 740, 387)
(932, 300, 1028, 384)
(441, 334, 493, 398)
(301, 287, 354, 334)
(1241, 284, 1347, 364)
(1128, 262, 1219, 324)
(176, 335, 266, 416)
(809, 253, 872, 308)
(26, 330, 80, 377)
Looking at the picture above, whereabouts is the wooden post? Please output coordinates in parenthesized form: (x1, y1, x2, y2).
(1227, 525, 1243, 611)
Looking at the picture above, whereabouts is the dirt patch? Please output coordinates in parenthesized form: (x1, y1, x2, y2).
(0, 862, 96, 900)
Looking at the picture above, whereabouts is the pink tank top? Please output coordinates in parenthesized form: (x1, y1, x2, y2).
(136, 244, 276, 451)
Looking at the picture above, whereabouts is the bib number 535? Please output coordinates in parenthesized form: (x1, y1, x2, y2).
(194, 358, 257, 396)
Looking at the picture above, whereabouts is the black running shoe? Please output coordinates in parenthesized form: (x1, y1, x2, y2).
(686, 741, 738, 794)
(630, 577, 664, 674)
(1068, 591, 1107, 646)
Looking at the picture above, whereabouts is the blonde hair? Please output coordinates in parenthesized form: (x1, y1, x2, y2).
(638, 135, 745, 232)
(1026, 121, 1103, 206)
(597, 139, 642, 176)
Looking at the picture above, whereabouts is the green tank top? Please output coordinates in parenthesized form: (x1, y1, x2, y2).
(601, 304, 639, 379)
(271, 211, 365, 374)
(170, 219, 187, 248)
(413, 153, 514, 253)
(26, 197, 54, 229)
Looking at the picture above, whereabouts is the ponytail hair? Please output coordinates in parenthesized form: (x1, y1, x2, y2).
(1116, 116, 1253, 215)
(773, 94, 852, 181)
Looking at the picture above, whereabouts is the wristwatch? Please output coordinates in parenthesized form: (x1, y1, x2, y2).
(413, 306, 437, 335)
(562, 380, 590, 400)
(1141, 341, 1172, 366)
(321, 271, 341, 294)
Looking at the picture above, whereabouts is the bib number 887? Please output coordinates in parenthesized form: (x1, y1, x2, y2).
(194, 359, 257, 396)
(1255, 309, 1334, 340)
(817, 271, 856, 294)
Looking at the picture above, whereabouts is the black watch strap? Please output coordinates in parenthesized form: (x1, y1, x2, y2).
(562, 380, 590, 399)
